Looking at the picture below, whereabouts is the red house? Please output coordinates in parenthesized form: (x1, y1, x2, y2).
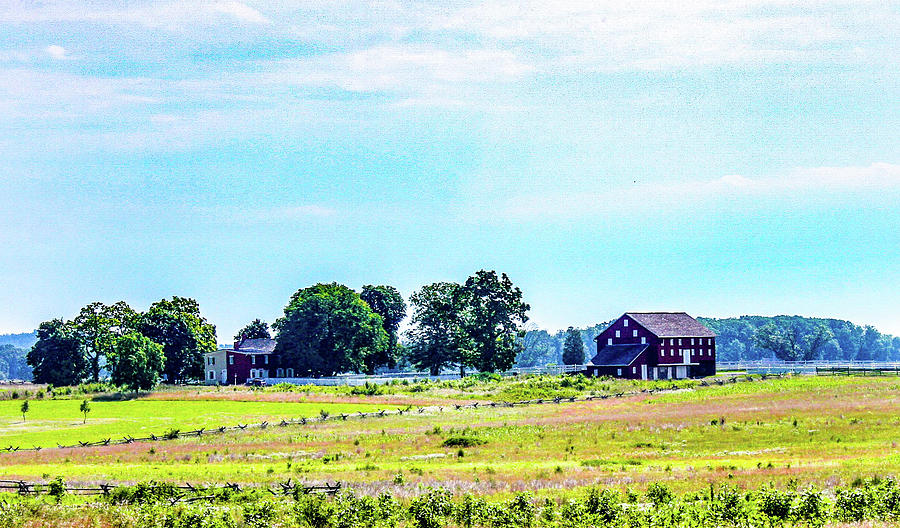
(587, 312, 716, 380)
(204, 338, 287, 385)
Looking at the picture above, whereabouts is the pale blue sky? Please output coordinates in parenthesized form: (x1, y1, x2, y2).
(1, 1, 898, 340)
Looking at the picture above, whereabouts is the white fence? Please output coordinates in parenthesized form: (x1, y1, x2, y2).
(716, 360, 900, 374)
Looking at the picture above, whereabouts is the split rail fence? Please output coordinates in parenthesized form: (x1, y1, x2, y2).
(0, 372, 780, 455)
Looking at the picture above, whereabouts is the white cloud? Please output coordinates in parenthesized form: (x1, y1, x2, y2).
(44, 45, 68, 60)
(210, 1, 270, 24)
(488, 163, 900, 220)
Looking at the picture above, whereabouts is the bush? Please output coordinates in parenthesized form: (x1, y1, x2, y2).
(757, 487, 793, 523)
(441, 436, 486, 448)
(409, 488, 452, 528)
(646, 482, 674, 506)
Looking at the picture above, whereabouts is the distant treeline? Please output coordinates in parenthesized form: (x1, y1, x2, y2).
(0, 332, 37, 381)
(700, 316, 900, 362)
(516, 316, 900, 366)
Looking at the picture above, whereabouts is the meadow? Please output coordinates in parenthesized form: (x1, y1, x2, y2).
(2, 374, 900, 526)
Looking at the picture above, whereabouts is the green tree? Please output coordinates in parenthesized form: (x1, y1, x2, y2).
(107, 332, 165, 394)
(360, 285, 407, 370)
(27, 319, 87, 386)
(274, 283, 388, 377)
(561, 326, 585, 365)
(460, 270, 530, 373)
(73, 301, 137, 382)
(234, 319, 271, 342)
(754, 323, 802, 361)
(20, 400, 28, 421)
(79, 399, 91, 424)
(802, 324, 834, 361)
(136, 297, 216, 383)
(406, 282, 471, 375)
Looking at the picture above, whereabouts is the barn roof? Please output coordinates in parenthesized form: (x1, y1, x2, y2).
(236, 338, 276, 354)
(589, 343, 649, 366)
(625, 312, 716, 338)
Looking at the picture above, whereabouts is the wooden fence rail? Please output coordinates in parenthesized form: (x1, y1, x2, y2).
(0, 479, 341, 500)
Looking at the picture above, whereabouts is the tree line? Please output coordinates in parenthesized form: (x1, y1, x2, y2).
(26, 297, 215, 391)
(271, 270, 529, 377)
(24, 286, 900, 388)
(701, 315, 900, 362)
(24, 270, 530, 386)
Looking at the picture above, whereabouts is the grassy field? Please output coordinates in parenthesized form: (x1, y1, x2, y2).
(0, 398, 399, 449)
(0, 374, 898, 497)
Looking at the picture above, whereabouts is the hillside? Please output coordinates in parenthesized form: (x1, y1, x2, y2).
(517, 315, 899, 366)
(0, 331, 36, 349)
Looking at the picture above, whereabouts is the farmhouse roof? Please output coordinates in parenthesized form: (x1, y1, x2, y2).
(589, 343, 649, 366)
(625, 312, 716, 338)
(236, 338, 276, 354)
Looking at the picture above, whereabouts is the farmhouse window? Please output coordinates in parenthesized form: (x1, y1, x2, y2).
(607, 338, 612, 345)
(617, 368, 622, 376)
(616, 330, 621, 338)
(678, 339, 682, 345)
(691, 338, 695, 345)
(641, 337, 646, 344)
(632, 367, 636, 374)
(264, 355, 269, 364)
(633, 330, 638, 337)
(228, 356, 234, 365)
(623, 319, 628, 327)
(252, 356, 256, 365)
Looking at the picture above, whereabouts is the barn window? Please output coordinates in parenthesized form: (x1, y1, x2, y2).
(617, 368, 622, 376)
(615, 330, 620, 338)
(641, 337, 646, 344)
(607, 338, 612, 345)
(623, 319, 628, 327)
(632, 367, 636, 374)
(633, 330, 638, 337)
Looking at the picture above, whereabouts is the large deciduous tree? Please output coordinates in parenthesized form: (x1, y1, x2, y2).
(561, 326, 585, 365)
(136, 297, 216, 383)
(107, 332, 165, 393)
(27, 319, 87, 386)
(73, 301, 137, 382)
(274, 283, 388, 377)
(234, 319, 271, 342)
(406, 282, 471, 376)
(360, 285, 407, 370)
(460, 270, 530, 373)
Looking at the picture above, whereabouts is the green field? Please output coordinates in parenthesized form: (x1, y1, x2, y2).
(0, 398, 398, 449)
(2, 374, 900, 526)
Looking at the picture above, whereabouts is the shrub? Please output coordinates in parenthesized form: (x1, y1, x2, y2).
(294, 493, 335, 528)
(584, 488, 620, 524)
(757, 487, 793, 523)
(409, 488, 452, 528)
(242, 500, 277, 528)
(647, 482, 674, 507)
(835, 487, 870, 522)
(47, 477, 66, 503)
(441, 436, 485, 448)
(793, 487, 826, 526)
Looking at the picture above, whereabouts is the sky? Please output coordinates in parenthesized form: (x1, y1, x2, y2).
(0, 0, 899, 342)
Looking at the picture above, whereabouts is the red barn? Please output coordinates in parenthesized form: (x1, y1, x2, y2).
(587, 312, 716, 380)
